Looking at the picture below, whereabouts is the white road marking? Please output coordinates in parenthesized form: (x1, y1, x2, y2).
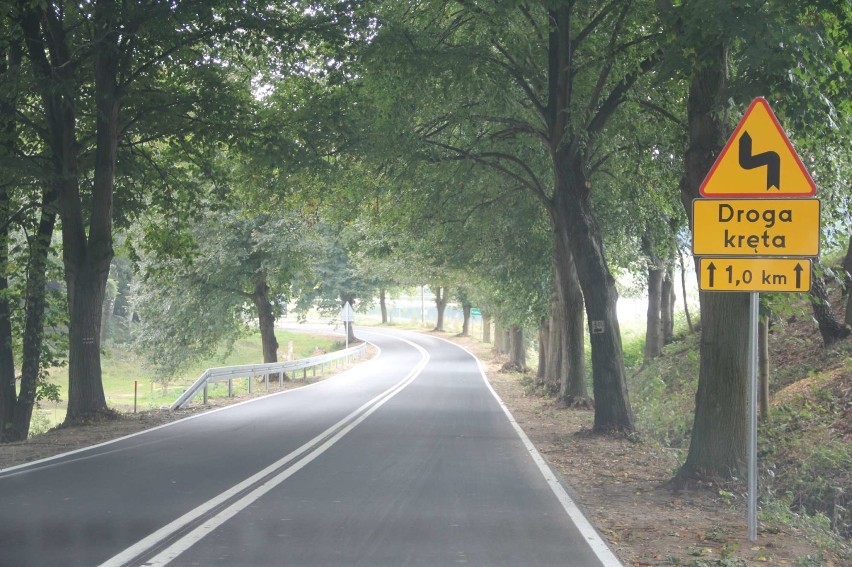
(0, 343, 381, 477)
(98, 336, 427, 567)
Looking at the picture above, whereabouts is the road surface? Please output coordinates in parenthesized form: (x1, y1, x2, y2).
(0, 328, 620, 566)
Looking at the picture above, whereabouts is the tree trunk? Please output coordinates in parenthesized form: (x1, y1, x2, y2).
(677, 40, 752, 481)
(759, 313, 770, 422)
(494, 321, 506, 354)
(65, 260, 111, 422)
(680, 292, 750, 478)
(461, 302, 471, 336)
(433, 286, 448, 332)
(482, 314, 492, 343)
(507, 325, 526, 371)
(843, 234, 852, 326)
(11, 199, 57, 440)
(545, 308, 563, 394)
(553, 233, 588, 403)
(662, 268, 676, 344)
(252, 276, 279, 364)
(379, 288, 388, 324)
(554, 167, 633, 433)
(645, 263, 665, 363)
(20, 3, 119, 423)
(0, 186, 16, 441)
(537, 319, 548, 381)
(809, 270, 850, 347)
(679, 250, 695, 333)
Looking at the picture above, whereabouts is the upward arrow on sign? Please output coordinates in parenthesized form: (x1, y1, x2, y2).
(700, 97, 815, 198)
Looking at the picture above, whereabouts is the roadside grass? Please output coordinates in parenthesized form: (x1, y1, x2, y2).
(30, 330, 339, 434)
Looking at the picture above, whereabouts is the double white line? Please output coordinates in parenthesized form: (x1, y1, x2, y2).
(100, 337, 429, 567)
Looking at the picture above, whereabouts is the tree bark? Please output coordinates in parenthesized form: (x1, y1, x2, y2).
(644, 263, 665, 363)
(662, 268, 676, 344)
(809, 270, 850, 347)
(461, 302, 471, 336)
(494, 321, 506, 354)
(482, 314, 492, 343)
(680, 292, 751, 478)
(0, 41, 18, 435)
(554, 165, 633, 433)
(0, 186, 16, 441)
(679, 250, 694, 333)
(537, 319, 548, 381)
(379, 288, 388, 324)
(642, 231, 665, 362)
(506, 325, 526, 371)
(543, 292, 560, 387)
(11, 197, 57, 439)
(552, 234, 587, 403)
(845, 234, 852, 326)
(433, 286, 448, 332)
(677, 40, 753, 481)
(20, 2, 116, 423)
(251, 276, 279, 364)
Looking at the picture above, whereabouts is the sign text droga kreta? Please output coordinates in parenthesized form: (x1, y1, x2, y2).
(692, 198, 819, 257)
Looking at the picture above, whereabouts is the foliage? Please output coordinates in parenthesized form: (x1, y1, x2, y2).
(134, 209, 319, 379)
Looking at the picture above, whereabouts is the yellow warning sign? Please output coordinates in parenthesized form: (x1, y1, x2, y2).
(692, 199, 820, 257)
(698, 258, 811, 293)
(700, 98, 816, 198)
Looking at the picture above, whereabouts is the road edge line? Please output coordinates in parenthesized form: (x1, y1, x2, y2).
(429, 334, 625, 567)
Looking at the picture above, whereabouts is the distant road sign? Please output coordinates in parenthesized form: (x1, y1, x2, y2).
(692, 198, 820, 257)
(470, 308, 481, 317)
(699, 97, 816, 198)
(698, 258, 811, 292)
(340, 302, 355, 323)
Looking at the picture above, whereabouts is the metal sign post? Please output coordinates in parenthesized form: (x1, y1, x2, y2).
(748, 292, 759, 541)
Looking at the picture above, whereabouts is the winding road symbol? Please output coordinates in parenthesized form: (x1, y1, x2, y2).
(699, 97, 815, 197)
(738, 131, 780, 190)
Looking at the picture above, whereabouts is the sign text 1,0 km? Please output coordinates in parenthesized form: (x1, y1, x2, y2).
(698, 258, 811, 293)
(692, 198, 819, 257)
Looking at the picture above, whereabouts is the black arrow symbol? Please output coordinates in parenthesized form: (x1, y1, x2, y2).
(739, 131, 781, 190)
(794, 263, 803, 289)
(707, 262, 716, 288)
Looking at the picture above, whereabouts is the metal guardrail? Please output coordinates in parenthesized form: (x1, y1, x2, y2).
(170, 342, 368, 410)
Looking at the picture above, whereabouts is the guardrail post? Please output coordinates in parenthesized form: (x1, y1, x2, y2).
(248, 375, 253, 394)
(203, 383, 208, 405)
(228, 378, 233, 398)
(264, 373, 269, 391)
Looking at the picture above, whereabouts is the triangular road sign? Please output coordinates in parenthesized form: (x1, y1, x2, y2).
(700, 97, 816, 198)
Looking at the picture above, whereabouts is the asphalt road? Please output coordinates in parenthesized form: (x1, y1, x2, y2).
(0, 328, 620, 567)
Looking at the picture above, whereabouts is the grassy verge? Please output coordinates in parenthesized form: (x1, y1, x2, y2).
(626, 315, 851, 560)
(29, 330, 340, 434)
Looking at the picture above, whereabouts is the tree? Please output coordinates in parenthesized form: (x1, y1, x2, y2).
(362, 1, 666, 431)
(135, 208, 316, 379)
(660, 0, 851, 480)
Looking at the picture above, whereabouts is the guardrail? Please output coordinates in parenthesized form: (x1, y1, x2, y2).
(170, 341, 368, 410)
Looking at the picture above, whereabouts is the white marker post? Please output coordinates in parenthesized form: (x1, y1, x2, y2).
(340, 302, 355, 360)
